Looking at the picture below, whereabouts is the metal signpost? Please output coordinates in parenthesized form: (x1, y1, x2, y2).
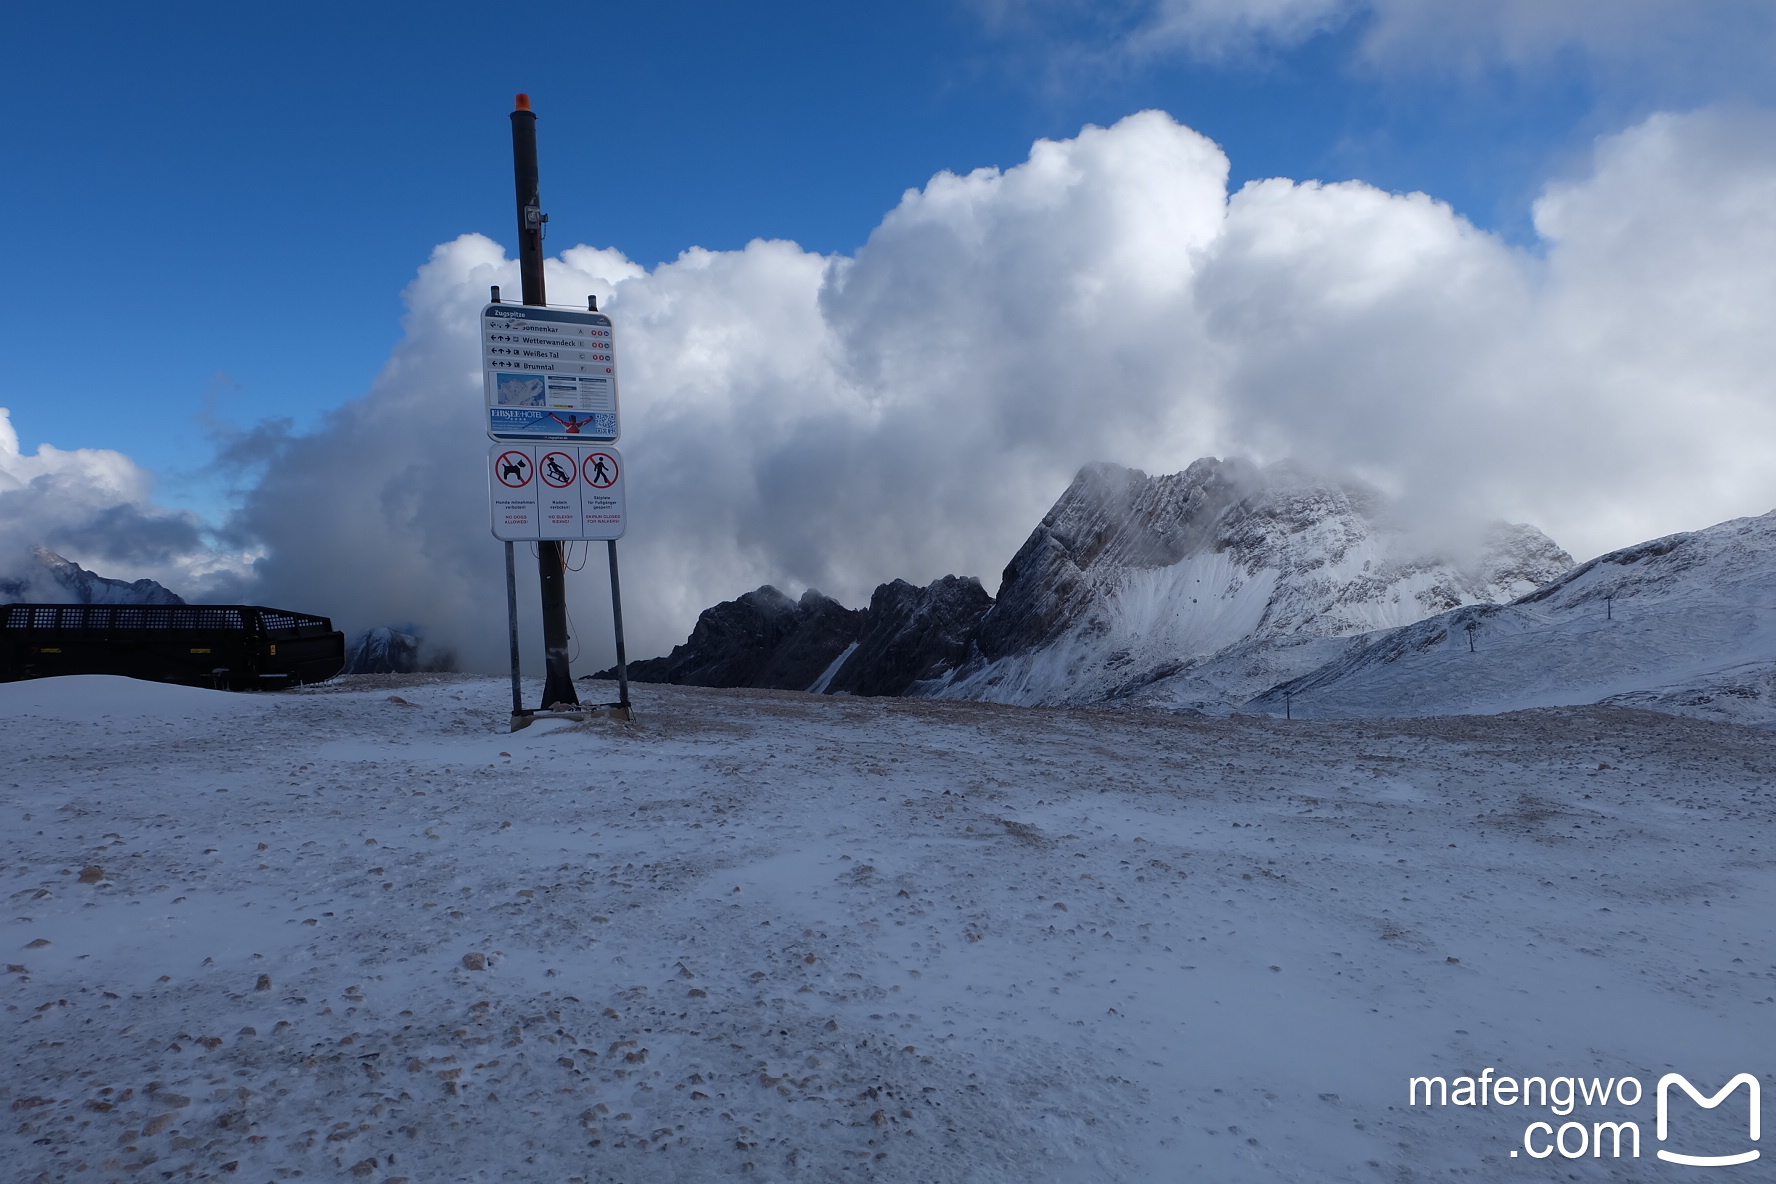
(490, 95, 632, 730)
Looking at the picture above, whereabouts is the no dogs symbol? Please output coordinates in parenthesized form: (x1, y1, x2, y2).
(495, 451, 532, 488)
(540, 451, 577, 488)
(583, 451, 619, 489)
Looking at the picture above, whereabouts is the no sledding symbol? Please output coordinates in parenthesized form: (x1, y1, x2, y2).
(495, 451, 532, 488)
(540, 451, 576, 488)
(583, 451, 619, 489)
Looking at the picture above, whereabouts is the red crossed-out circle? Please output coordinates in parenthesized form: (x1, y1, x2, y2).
(539, 451, 577, 488)
(582, 451, 619, 488)
(494, 451, 532, 488)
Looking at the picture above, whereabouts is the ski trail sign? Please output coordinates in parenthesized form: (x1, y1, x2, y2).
(488, 444, 625, 541)
(482, 303, 619, 443)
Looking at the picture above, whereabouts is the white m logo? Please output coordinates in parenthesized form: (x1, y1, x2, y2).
(1657, 1073, 1761, 1166)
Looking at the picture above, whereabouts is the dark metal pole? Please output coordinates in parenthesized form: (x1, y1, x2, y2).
(504, 541, 523, 720)
(606, 540, 631, 715)
(510, 93, 577, 709)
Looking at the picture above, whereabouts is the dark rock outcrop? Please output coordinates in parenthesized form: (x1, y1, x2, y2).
(756, 590, 869, 690)
(601, 586, 864, 690)
(602, 456, 1573, 707)
(344, 627, 422, 675)
(823, 576, 994, 697)
(342, 626, 457, 675)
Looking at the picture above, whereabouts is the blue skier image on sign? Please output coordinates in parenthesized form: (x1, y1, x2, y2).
(495, 373, 546, 407)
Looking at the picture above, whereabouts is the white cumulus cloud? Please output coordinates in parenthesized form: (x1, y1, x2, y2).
(0, 408, 248, 601)
(9, 106, 1772, 674)
(201, 105, 1776, 675)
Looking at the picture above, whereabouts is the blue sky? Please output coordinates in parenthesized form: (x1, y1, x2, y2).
(7, 0, 1767, 510)
(6, 1, 1776, 660)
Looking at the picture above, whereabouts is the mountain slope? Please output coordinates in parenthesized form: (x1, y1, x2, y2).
(602, 586, 864, 692)
(823, 575, 992, 697)
(610, 457, 1572, 707)
(1249, 509, 1776, 726)
(932, 459, 1571, 708)
(0, 547, 185, 606)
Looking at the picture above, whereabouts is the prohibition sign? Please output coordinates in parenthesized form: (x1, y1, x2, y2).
(494, 451, 532, 488)
(539, 451, 577, 489)
(583, 450, 619, 489)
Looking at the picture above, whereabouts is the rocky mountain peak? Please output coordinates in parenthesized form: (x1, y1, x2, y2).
(0, 547, 186, 606)
(823, 576, 993, 697)
(941, 458, 1574, 706)
(599, 585, 865, 691)
(977, 458, 1258, 659)
(608, 456, 1576, 710)
(975, 459, 1570, 672)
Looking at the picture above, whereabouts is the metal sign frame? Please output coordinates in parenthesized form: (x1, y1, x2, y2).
(487, 442, 625, 541)
(481, 302, 620, 443)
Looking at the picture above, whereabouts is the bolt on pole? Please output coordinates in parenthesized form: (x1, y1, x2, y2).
(509, 93, 578, 709)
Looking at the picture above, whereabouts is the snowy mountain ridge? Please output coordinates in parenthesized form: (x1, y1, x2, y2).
(614, 457, 1576, 712)
(1248, 507, 1776, 726)
(0, 546, 186, 606)
(342, 625, 460, 676)
(927, 458, 1572, 707)
(610, 455, 1776, 725)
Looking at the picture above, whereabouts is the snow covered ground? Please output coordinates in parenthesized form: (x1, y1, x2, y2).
(6, 674, 1775, 1182)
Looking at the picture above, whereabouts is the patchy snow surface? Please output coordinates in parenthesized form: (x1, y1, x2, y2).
(1252, 510, 1776, 727)
(6, 674, 1775, 1182)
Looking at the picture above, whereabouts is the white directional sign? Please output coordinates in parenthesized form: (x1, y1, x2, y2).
(481, 303, 619, 443)
(487, 444, 625, 541)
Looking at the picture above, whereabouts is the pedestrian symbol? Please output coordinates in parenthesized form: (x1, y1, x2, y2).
(583, 451, 619, 489)
(540, 451, 576, 488)
(495, 451, 532, 488)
